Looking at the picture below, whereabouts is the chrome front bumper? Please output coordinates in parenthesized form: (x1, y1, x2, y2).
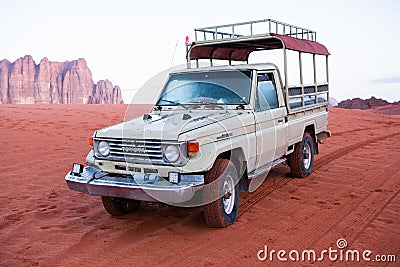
(65, 165, 204, 203)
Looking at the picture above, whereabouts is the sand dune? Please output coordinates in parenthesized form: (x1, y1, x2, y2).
(0, 105, 399, 266)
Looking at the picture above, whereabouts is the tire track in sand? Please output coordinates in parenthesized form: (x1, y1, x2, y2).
(161, 130, 400, 266)
(313, 131, 400, 172)
(271, 134, 400, 260)
(307, 158, 400, 251)
(238, 131, 400, 218)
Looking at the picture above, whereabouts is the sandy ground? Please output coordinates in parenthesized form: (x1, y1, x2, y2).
(0, 105, 399, 266)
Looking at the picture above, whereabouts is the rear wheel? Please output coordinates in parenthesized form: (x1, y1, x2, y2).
(288, 132, 315, 178)
(101, 196, 141, 216)
(203, 159, 240, 228)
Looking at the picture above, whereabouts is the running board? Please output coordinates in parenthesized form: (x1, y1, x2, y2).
(248, 159, 286, 180)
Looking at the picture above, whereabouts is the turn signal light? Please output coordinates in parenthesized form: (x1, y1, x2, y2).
(88, 137, 94, 147)
(187, 141, 199, 153)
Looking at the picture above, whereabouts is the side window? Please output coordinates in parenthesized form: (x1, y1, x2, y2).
(255, 73, 279, 111)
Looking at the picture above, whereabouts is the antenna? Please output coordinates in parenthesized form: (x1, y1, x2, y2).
(170, 39, 179, 69)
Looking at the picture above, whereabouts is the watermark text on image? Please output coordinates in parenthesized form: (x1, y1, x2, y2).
(257, 238, 397, 263)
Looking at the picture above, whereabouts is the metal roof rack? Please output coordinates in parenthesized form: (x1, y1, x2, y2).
(187, 19, 328, 63)
(194, 19, 317, 43)
(186, 19, 330, 114)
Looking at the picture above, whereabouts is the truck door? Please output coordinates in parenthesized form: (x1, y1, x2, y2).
(254, 72, 288, 168)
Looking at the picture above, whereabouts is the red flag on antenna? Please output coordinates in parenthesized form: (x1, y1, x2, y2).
(185, 36, 190, 44)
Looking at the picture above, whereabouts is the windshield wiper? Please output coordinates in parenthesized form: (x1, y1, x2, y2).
(157, 99, 190, 110)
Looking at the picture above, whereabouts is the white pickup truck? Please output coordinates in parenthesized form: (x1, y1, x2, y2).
(66, 19, 331, 227)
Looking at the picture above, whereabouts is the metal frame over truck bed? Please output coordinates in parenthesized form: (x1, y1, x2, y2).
(186, 19, 330, 113)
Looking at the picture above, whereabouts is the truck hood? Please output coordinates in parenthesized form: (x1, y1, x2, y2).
(95, 109, 243, 141)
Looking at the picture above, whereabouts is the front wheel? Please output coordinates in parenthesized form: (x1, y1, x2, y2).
(203, 159, 240, 228)
(288, 132, 315, 178)
(101, 196, 141, 216)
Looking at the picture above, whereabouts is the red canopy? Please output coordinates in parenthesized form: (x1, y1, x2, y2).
(188, 34, 330, 61)
(272, 34, 330, 55)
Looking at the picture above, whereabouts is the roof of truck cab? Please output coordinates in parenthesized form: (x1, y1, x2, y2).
(170, 63, 278, 74)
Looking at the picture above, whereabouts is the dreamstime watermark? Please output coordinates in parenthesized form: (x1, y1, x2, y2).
(257, 238, 397, 263)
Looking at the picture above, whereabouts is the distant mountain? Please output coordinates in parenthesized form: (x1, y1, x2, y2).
(0, 55, 123, 104)
(338, 97, 391, 110)
(338, 97, 400, 115)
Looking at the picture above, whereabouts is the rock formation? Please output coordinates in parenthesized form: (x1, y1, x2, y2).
(338, 97, 390, 110)
(0, 55, 123, 104)
(90, 80, 123, 104)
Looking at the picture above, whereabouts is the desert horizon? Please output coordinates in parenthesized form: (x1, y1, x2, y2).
(1, 55, 399, 107)
(0, 104, 399, 266)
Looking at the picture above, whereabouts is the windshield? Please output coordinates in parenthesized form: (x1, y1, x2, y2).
(156, 70, 252, 106)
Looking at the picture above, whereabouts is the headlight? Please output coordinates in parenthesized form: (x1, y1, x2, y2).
(98, 141, 110, 156)
(164, 144, 180, 162)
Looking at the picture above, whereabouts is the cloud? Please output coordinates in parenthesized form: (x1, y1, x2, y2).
(372, 76, 400, 84)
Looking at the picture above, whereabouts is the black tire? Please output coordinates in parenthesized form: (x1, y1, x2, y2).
(101, 196, 141, 216)
(203, 159, 240, 228)
(287, 132, 315, 178)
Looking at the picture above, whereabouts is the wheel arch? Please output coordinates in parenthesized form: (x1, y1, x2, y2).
(216, 148, 249, 192)
(304, 123, 319, 154)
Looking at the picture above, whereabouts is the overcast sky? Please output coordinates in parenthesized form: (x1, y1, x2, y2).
(1, 0, 399, 102)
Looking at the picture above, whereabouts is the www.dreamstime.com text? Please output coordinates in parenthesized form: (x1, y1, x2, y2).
(257, 238, 397, 263)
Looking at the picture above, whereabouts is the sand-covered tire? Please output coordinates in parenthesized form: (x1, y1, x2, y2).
(101, 196, 141, 216)
(203, 159, 240, 228)
(288, 132, 315, 178)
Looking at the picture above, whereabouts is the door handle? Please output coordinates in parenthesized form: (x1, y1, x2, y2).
(277, 118, 284, 123)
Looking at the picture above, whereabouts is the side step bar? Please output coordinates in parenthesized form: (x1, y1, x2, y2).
(248, 158, 286, 180)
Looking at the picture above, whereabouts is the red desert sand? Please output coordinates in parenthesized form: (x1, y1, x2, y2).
(0, 105, 399, 266)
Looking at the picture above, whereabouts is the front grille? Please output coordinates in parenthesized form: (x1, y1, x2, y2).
(95, 138, 164, 164)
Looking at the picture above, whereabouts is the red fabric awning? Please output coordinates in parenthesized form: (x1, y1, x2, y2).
(188, 34, 330, 61)
(271, 34, 330, 56)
